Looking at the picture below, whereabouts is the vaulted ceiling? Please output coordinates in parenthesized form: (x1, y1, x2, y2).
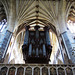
(68, 3, 75, 22)
(15, 0, 60, 35)
(0, 0, 75, 35)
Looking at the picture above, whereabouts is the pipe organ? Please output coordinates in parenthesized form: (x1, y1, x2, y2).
(22, 25, 52, 64)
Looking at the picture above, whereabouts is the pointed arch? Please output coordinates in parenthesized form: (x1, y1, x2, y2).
(17, 67, 24, 75)
(25, 67, 32, 75)
(66, 67, 73, 75)
(8, 67, 16, 75)
(0, 67, 8, 75)
(58, 67, 65, 75)
(42, 67, 48, 75)
(34, 67, 40, 75)
(50, 67, 57, 75)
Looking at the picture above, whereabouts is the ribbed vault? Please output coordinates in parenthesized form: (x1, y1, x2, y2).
(13, 0, 64, 36)
(0, 0, 74, 34)
(68, 2, 75, 22)
(15, 0, 57, 26)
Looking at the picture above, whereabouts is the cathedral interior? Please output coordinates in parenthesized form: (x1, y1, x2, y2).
(0, 0, 75, 75)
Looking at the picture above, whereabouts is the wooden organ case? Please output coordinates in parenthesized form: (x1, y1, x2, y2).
(22, 25, 52, 64)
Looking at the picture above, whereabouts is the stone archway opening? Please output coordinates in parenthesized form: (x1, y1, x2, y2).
(6, 22, 64, 64)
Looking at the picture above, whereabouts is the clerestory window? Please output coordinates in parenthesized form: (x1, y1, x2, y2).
(0, 19, 7, 32)
(67, 20, 75, 33)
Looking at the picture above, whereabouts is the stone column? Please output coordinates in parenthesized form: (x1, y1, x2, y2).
(56, 68, 58, 75)
(48, 68, 50, 75)
(6, 67, 9, 75)
(29, 44, 32, 56)
(23, 67, 26, 75)
(61, 31, 74, 63)
(40, 68, 42, 75)
(24, 26, 30, 45)
(0, 30, 12, 63)
(64, 68, 67, 75)
(15, 68, 17, 75)
(0, 0, 16, 63)
(57, 36, 65, 64)
(72, 68, 74, 75)
(32, 67, 34, 75)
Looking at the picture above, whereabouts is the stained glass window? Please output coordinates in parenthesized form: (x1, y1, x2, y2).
(67, 20, 75, 33)
(0, 19, 7, 32)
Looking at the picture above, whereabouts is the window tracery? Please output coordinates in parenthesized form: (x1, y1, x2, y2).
(0, 19, 7, 32)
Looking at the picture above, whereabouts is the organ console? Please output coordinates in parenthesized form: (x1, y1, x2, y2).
(22, 25, 52, 64)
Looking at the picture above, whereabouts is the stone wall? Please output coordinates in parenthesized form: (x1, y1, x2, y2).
(0, 64, 75, 75)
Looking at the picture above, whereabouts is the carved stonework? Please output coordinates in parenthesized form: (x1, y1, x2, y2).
(0, 30, 12, 63)
(61, 32, 75, 64)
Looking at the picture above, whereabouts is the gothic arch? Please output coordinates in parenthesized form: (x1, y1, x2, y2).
(42, 67, 48, 75)
(11, 22, 59, 64)
(8, 67, 16, 75)
(17, 67, 24, 75)
(14, 22, 57, 40)
(34, 67, 40, 75)
(50, 67, 57, 75)
(66, 67, 73, 75)
(0, 67, 8, 75)
(25, 67, 32, 75)
(58, 67, 65, 75)
(4, 53, 9, 63)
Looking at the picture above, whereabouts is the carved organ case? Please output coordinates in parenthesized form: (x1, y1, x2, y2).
(22, 25, 52, 64)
